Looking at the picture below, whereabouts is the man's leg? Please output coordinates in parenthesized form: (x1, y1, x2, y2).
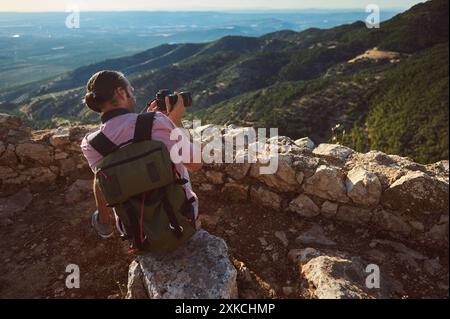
(93, 177, 113, 224)
(92, 177, 114, 238)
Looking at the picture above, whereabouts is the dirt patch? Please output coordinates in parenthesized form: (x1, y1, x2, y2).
(0, 182, 448, 299)
(348, 48, 402, 63)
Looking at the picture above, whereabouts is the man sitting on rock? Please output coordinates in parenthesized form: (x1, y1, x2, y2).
(80, 70, 201, 239)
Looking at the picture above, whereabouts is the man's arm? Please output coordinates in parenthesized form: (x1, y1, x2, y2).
(167, 93, 203, 171)
(148, 94, 203, 172)
(81, 136, 114, 225)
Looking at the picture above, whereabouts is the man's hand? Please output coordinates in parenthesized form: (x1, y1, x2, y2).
(166, 92, 186, 127)
(147, 92, 185, 127)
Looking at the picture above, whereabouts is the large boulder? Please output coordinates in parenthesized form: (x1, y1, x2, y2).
(250, 185, 282, 210)
(126, 229, 238, 299)
(15, 143, 54, 165)
(313, 144, 354, 161)
(292, 154, 320, 178)
(288, 194, 320, 218)
(346, 166, 382, 207)
(321, 201, 339, 218)
(382, 171, 449, 213)
(294, 137, 315, 150)
(49, 127, 71, 148)
(298, 248, 402, 299)
(301, 254, 372, 299)
(346, 152, 407, 189)
(250, 154, 299, 192)
(303, 165, 349, 203)
(224, 150, 251, 180)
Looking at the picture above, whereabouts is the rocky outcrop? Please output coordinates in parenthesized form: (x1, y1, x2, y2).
(303, 165, 350, 203)
(185, 127, 449, 249)
(294, 137, 315, 150)
(312, 143, 354, 161)
(288, 194, 320, 217)
(126, 229, 238, 299)
(1, 114, 448, 250)
(1, 114, 448, 299)
(250, 154, 299, 192)
(0, 113, 94, 197)
(382, 171, 448, 212)
(295, 248, 403, 299)
(345, 166, 382, 207)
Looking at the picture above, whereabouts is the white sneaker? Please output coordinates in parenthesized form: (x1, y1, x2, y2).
(91, 210, 114, 239)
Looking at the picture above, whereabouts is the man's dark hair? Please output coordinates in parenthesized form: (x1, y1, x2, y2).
(84, 70, 128, 113)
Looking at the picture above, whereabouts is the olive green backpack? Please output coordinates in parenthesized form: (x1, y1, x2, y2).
(87, 112, 197, 253)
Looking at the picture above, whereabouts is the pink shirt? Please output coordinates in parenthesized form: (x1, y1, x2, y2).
(80, 111, 198, 214)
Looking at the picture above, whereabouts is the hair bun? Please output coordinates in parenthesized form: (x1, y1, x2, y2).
(84, 92, 101, 112)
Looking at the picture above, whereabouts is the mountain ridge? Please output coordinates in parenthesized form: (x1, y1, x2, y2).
(0, 0, 448, 164)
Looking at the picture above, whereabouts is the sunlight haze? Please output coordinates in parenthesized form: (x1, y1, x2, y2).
(0, 0, 425, 12)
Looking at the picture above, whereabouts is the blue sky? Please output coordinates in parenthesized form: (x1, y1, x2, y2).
(0, 0, 425, 11)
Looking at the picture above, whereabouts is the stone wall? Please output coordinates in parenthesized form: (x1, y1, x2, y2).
(188, 125, 449, 249)
(1, 114, 448, 248)
(0, 113, 94, 197)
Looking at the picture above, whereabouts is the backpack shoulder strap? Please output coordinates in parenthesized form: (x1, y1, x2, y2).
(87, 131, 117, 157)
(134, 112, 155, 142)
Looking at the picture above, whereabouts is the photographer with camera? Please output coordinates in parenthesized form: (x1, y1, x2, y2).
(80, 70, 201, 248)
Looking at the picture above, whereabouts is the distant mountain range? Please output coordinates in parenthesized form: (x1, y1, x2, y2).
(0, 0, 448, 164)
(0, 10, 399, 90)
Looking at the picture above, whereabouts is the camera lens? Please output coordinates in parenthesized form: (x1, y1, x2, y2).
(180, 92, 192, 107)
(155, 90, 192, 111)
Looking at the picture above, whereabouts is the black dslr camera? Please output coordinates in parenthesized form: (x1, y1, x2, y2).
(153, 89, 192, 113)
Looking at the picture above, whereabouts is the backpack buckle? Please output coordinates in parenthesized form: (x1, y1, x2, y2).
(169, 224, 184, 233)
